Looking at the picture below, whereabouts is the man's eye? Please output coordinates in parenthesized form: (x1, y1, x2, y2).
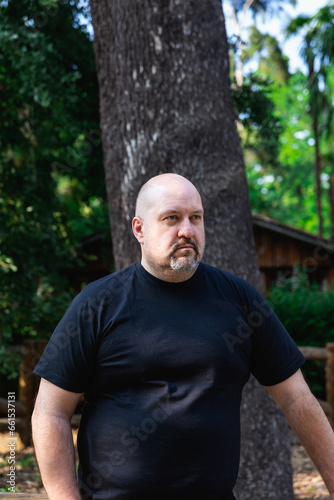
(166, 215, 177, 221)
(191, 215, 201, 221)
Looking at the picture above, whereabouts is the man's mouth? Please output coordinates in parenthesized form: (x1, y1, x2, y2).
(172, 241, 198, 254)
(178, 244, 194, 249)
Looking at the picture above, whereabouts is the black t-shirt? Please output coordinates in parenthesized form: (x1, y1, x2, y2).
(34, 262, 305, 500)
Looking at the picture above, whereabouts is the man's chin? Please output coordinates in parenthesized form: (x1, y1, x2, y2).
(170, 255, 199, 272)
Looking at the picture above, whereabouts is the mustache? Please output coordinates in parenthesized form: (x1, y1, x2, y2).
(171, 239, 199, 254)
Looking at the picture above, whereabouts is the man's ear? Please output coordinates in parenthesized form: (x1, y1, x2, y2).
(132, 216, 144, 244)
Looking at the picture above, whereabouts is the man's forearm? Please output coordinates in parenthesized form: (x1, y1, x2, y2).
(284, 393, 334, 497)
(32, 411, 81, 500)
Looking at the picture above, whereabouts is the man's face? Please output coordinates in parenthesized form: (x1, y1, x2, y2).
(134, 180, 205, 281)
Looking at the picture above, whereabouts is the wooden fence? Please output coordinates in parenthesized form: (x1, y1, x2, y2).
(1, 340, 334, 445)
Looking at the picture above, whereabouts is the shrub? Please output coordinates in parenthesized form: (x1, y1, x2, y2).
(267, 267, 334, 399)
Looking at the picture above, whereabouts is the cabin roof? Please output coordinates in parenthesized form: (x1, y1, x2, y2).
(252, 214, 334, 252)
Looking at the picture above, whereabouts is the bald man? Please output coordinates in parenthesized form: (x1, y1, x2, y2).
(32, 174, 334, 500)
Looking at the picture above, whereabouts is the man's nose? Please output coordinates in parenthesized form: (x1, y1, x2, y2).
(178, 218, 195, 239)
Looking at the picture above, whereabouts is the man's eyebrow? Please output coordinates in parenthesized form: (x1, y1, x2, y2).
(159, 208, 204, 217)
(191, 208, 204, 214)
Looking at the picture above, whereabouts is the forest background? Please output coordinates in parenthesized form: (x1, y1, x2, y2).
(1, 0, 334, 396)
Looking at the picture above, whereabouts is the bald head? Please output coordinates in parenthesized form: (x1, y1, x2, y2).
(132, 173, 205, 281)
(135, 173, 202, 219)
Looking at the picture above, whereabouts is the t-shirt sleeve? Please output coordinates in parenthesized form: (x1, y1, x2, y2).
(34, 287, 100, 393)
(246, 287, 305, 386)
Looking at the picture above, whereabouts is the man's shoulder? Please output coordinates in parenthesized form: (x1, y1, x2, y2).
(201, 262, 251, 286)
(77, 263, 138, 298)
(200, 262, 260, 298)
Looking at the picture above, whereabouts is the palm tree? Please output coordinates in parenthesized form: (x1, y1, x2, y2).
(226, 0, 296, 86)
(286, 4, 334, 238)
(244, 26, 290, 85)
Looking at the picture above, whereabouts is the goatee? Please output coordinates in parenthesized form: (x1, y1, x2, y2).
(169, 238, 201, 272)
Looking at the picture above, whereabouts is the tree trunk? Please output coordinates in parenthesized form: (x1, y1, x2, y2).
(329, 170, 334, 241)
(313, 116, 324, 237)
(89, 1, 294, 498)
(308, 55, 323, 239)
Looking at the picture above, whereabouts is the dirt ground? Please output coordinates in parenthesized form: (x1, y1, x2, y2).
(291, 443, 329, 499)
(0, 431, 330, 499)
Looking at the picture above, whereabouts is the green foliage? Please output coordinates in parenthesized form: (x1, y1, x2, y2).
(230, 5, 334, 238)
(268, 268, 334, 346)
(267, 268, 334, 399)
(282, 5, 334, 237)
(0, 0, 109, 379)
(244, 26, 290, 85)
(232, 74, 282, 171)
(231, 69, 322, 233)
(244, 70, 329, 234)
(16, 453, 36, 468)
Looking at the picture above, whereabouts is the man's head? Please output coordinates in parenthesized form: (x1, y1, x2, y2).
(132, 173, 205, 282)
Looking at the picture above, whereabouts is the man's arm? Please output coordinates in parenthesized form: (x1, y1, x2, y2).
(32, 378, 83, 500)
(266, 369, 334, 500)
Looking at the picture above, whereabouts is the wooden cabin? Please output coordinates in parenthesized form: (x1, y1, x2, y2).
(252, 214, 334, 290)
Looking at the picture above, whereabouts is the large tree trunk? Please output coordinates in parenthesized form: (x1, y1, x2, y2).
(89, 1, 294, 498)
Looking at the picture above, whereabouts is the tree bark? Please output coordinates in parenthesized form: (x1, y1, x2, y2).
(234, 376, 294, 500)
(89, 1, 294, 498)
(308, 55, 324, 239)
(313, 116, 324, 237)
(329, 170, 334, 241)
